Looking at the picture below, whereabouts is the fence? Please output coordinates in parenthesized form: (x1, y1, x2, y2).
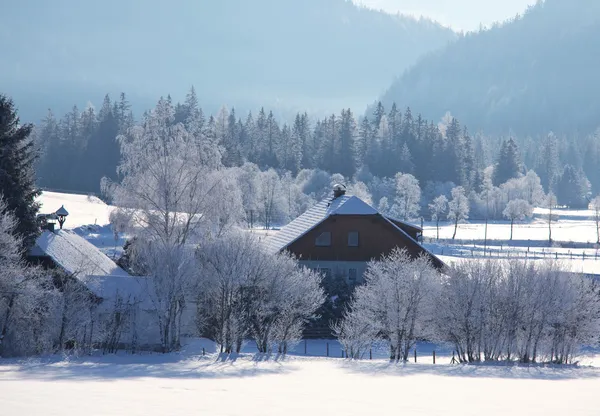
(197, 338, 451, 363)
(425, 241, 600, 264)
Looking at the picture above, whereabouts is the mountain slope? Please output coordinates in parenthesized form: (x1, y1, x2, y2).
(0, 0, 455, 121)
(379, 0, 600, 135)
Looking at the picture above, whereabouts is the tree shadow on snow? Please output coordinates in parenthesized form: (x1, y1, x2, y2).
(339, 359, 600, 381)
(0, 352, 292, 382)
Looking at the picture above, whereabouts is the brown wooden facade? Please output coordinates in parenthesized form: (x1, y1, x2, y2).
(286, 214, 443, 269)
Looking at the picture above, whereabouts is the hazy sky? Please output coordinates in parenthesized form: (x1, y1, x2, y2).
(356, 0, 538, 31)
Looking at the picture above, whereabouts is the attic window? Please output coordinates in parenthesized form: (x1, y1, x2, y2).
(315, 232, 331, 247)
(348, 231, 359, 247)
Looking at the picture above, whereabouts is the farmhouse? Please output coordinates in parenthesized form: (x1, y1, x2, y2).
(28, 207, 166, 349)
(266, 185, 444, 283)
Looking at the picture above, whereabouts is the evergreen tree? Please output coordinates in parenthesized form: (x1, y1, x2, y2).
(556, 164, 591, 208)
(357, 116, 374, 170)
(82, 95, 120, 192)
(493, 138, 521, 186)
(372, 101, 385, 131)
(35, 109, 60, 188)
(537, 133, 561, 193)
(0, 95, 40, 249)
(337, 109, 357, 178)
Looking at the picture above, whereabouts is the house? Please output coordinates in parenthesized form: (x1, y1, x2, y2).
(28, 218, 169, 348)
(266, 185, 445, 284)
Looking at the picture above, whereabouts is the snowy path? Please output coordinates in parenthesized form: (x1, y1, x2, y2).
(2, 354, 600, 416)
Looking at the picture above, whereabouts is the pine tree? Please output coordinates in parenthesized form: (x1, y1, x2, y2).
(556, 165, 590, 208)
(535, 133, 560, 193)
(337, 109, 357, 178)
(0, 95, 40, 249)
(35, 109, 60, 188)
(493, 138, 521, 186)
(357, 116, 373, 170)
(372, 102, 385, 131)
(82, 94, 121, 193)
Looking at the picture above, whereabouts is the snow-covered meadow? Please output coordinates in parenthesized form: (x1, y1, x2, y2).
(2, 345, 600, 416)
(423, 208, 599, 245)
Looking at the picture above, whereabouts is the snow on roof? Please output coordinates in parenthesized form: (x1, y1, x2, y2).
(32, 230, 130, 278)
(265, 195, 378, 254)
(79, 275, 155, 308)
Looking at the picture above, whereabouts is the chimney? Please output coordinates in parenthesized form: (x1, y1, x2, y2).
(333, 184, 347, 199)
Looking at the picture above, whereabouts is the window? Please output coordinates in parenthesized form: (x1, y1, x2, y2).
(315, 231, 332, 247)
(348, 231, 359, 247)
(348, 268, 357, 283)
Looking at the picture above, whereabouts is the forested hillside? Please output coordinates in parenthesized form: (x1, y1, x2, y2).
(379, 0, 600, 135)
(0, 0, 454, 122)
(35, 90, 600, 223)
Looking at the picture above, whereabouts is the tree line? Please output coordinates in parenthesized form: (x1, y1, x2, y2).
(2, 93, 600, 359)
(35, 88, 600, 213)
(335, 250, 600, 365)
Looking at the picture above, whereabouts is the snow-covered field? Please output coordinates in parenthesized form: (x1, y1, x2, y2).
(2, 346, 600, 416)
(423, 209, 598, 244)
(36, 191, 114, 229)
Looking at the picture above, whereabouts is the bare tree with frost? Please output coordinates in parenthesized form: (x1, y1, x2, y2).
(336, 250, 439, 361)
(107, 97, 243, 352)
(0, 199, 58, 356)
(429, 195, 448, 241)
(545, 192, 558, 244)
(503, 199, 533, 240)
(447, 186, 469, 240)
(433, 259, 600, 364)
(394, 173, 421, 221)
(197, 232, 324, 354)
(590, 195, 600, 244)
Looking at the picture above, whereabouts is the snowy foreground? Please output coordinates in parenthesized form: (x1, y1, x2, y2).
(2, 346, 600, 416)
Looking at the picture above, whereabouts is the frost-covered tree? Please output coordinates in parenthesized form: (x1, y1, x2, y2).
(347, 181, 372, 205)
(235, 163, 263, 228)
(258, 168, 285, 229)
(429, 195, 448, 241)
(434, 259, 600, 364)
(107, 98, 242, 352)
(502, 199, 533, 240)
(335, 250, 439, 361)
(545, 192, 558, 244)
(591, 195, 600, 244)
(394, 173, 421, 220)
(448, 186, 469, 240)
(0, 199, 57, 357)
(196, 232, 324, 354)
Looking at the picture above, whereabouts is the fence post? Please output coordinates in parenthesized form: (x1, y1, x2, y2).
(414, 348, 417, 363)
(342, 349, 344, 358)
(304, 339, 307, 355)
(370, 348, 372, 360)
(202, 347, 205, 356)
(326, 342, 329, 357)
(433, 350, 436, 364)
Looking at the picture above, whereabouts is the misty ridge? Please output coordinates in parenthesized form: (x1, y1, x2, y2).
(0, 0, 454, 121)
(12, 0, 598, 209)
